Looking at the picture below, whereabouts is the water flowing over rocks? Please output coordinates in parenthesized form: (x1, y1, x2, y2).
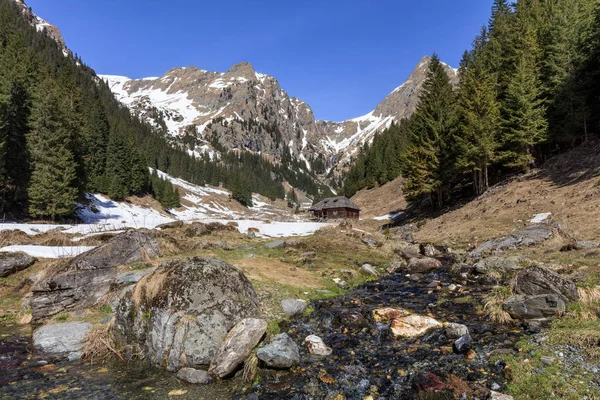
(110, 257, 260, 371)
(209, 318, 267, 378)
(237, 267, 524, 399)
(30, 230, 161, 321)
(0, 252, 36, 278)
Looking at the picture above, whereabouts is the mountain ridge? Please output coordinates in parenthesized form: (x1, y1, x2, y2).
(100, 56, 458, 178)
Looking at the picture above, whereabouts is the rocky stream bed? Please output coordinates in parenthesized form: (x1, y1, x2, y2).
(1, 268, 521, 399)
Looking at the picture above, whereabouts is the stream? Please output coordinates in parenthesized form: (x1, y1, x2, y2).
(0, 269, 522, 399)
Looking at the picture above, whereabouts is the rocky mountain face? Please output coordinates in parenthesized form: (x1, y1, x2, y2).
(13, 0, 66, 49)
(100, 56, 458, 178)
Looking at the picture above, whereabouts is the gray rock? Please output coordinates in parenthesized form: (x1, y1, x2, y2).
(281, 299, 307, 316)
(67, 351, 83, 362)
(512, 266, 578, 302)
(489, 391, 514, 400)
(247, 230, 256, 239)
(209, 318, 267, 378)
(0, 252, 36, 278)
(540, 356, 555, 365)
(474, 256, 520, 275)
(115, 267, 158, 285)
(361, 238, 379, 248)
(110, 257, 260, 372)
(33, 322, 92, 354)
(407, 257, 442, 273)
(471, 222, 559, 259)
(387, 259, 406, 274)
(265, 240, 285, 249)
(452, 334, 472, 354)
(31, 230, 161, 321)
(445, 323, 469, 339)
(360, 263, 379, 277)
(177, 367, 213, 384)
(394, 244, 422, 260)
(575, 241, 600, 249)
(420, 244, 439, 258)
(304, 334, 332, 356)
(503, 294, 565, 320)
(256, 333, 300, 369)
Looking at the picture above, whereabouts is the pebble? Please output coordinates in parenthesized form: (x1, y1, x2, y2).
(541, 356, 555, 365)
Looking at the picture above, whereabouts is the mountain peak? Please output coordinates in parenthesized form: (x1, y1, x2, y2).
(226, 62, 256, 79)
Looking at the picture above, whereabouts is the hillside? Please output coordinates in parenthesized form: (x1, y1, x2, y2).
(350, 176, 407, 220)
(377, 141, 600, 247)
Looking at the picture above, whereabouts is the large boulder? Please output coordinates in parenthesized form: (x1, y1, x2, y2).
(110, 257, 260, 372)
(209, 318, 267, 378)
(503, 294, 565, 320)
(512, 266, 578, 302)
(33, 322, 92, 356)
(30, 230, 161, 321)
(256, 333, 300, 369)
(470, 222, 560, 259)
(0, 252, 36, 278)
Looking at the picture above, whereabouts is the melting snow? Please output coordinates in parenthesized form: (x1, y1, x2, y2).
(530, 212, 552, 223)
(0, 245, 96, 259)
(373, 211, 404, 221)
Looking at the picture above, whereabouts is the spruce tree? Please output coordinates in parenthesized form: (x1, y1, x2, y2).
(27, 80, 78, 220)
(402, 55, 457, 209)
(499, 19, 547, 171)
(455, 29, 501, 195)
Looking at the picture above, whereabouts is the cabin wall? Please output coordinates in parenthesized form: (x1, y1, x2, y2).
(311, 208, 359, 220)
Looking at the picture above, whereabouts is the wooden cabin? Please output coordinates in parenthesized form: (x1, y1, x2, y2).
(308, 196, 360, 220)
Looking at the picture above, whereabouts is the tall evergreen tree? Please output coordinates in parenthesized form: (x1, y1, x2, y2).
(402, 55, 457, 209)
(455, 29, 501, 195)
(27, 80, 78, 220)
(499, 14, 547, 171)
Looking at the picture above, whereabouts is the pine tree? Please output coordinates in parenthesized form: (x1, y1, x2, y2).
(455, 29, 501, 195)
(82, 104, 109, 191)
(402, 55, 457, 209)
(27, 80, 78, 220)
(499, 17, 547, 171)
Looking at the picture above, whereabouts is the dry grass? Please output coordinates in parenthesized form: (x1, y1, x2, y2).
(351, 176, 407, 220)
(445, 374, 472, 398)
(483, 286, 515, 325)
(243, 352, 259, 383)
(232, 257, 323, 288)
(81, 321, 124, 365)
(415, 141, 600, 247)
(132, 267, 169, 307)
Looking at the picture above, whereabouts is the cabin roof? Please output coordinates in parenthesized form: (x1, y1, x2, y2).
(308, 196, 361, 212)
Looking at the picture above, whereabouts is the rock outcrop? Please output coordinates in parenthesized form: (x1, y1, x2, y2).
(30, 230, 161, 321)
(470, 222, 561, 259)
(0, 252, 36, 278)
(512, 266, 578, 302)
(111, 257, 260, 371)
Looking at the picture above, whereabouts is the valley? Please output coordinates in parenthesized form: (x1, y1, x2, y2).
(1, 0, 600, 399)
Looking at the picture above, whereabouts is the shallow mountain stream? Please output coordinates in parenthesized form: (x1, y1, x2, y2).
(0, 270, 522, 399)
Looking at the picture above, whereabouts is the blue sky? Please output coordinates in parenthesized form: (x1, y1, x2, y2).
(27, 0, 493, 121)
